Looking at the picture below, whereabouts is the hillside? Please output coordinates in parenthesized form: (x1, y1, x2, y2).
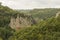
(0, 4, 60, 40)
(0, 4, 36, 40)
(9, 13, 60, 40)
(0, 4, 36, 29)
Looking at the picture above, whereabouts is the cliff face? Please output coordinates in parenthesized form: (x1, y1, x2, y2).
(9, 14, 33, 30)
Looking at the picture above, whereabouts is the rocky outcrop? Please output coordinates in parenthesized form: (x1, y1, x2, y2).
(9, 14, 34, 30)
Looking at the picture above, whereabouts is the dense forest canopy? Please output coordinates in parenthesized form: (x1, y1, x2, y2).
(0, 3, 60, 40)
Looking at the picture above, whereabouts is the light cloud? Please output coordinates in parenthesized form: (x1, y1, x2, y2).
(0, 0, 60, 9)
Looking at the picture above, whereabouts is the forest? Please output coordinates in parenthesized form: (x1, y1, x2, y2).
(0, 3, 60, 40)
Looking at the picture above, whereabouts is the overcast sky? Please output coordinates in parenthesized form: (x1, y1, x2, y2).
(0, 0, 60, 9)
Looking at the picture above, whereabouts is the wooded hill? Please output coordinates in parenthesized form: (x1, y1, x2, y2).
(18, 8, 60, 19)
(0, 3, 60, 40)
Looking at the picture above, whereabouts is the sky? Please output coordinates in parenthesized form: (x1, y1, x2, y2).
(0, 0, 60, 9)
